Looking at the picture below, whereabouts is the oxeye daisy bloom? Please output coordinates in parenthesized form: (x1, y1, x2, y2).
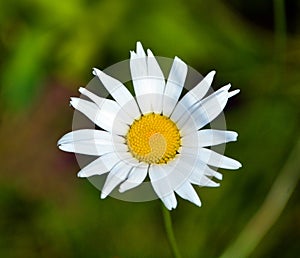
(58, 42, 241, 210)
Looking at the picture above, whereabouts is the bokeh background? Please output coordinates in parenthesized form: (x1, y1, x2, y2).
(0, 0, 299, 257)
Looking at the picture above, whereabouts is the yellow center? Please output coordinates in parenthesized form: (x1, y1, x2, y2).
(126, 113, 181, 164)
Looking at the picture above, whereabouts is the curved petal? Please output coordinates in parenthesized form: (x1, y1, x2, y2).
(171, 70, 215, 122)
(57, 129, 127, 156)
(57, 129, 124, 146)
(189, 173, 220, 187)
(70, 97, 129, 136)
(190, 162, 223, 182)
(168, 100, 198, 137)
(198, 129, 238, 146)
(58, 140, 127, 156)
(202, 166, 223, 180)
(162, 57, 187, 117)
(92, 68, 141, 120)
(130, 42, 165, 114)
(181, 129, 238, 148)
(149, 165, 177, 210)
(161, 193, 178, 210)
(70, 97, 99, 125)
(175, 180, 201, 207)
(181, 147, 242, 170)
(101, 161, 133, 198)
(229, 89, 240, 98)
(165, 154, 197, 188)
(77, 152, 121, 178)
(119, 164, 149, 193)
(200, 148, 242, 169)
(178, 84, 232, 135)
(79, 87, 133, 125)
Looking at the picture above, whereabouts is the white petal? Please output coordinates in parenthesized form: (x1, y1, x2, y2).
(190, 159, 223, 181)
(229, 89, 240, 98)
(180, 131, 199, 148)
(161, 193, 178, 210)
(78, 87, 105, 107)
(136, 41, 146, 57)
(175, 180, 201, 207)
(79, 87, 133, 125)
(189, 173, 220, 187)
(119, 164, 148, 193)
(168, 152, 220, 186)
(162, 57, 187, 117)
(203, 166, 223, 180)
(70, 97, 129, 135)
(58, 129, 128, 156)
(92, 68, 141, 120)
(77, 152, 121, 178)
(168, 100, 198, 137)
(101, 161, 133, 198)
(165, 154, 197, 188)
(70, 97, 99, 125)
(130, 42, 165, 114)
(115, 152, 140, 167)
(198, 129, 238, 146)
(57, 129, 124, 146)
(181, 129, 238, 148)
(195, 148, 242, 169)
(178, 84, 231, 135)
(171, 70, 215, 122)
(58, 141, 127, 156)
(58, 129, 127, 156)
(149, 165, 177, 210)
(146, 49, 165, 113)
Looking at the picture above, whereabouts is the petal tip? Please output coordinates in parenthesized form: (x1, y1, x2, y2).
(130, 51, 136, 58)
(147, 48, 154, 57)
(202, 70, 216, 86)
(118, 186, 126, 193)
(77, 172, 86, 178)
(78, 87, 85, 94)
(195, 200, 202, 207)
(92, 68, 101, 76)
(100, 192, 107, 199)
(57, 135, 65, 146)
(232, 160, 242, 169)
(223, 83, 232, 91)
(136, 41, 142, 47)
(229, 89, 240, 98)
(136, 41, 145, 56)
(69, 97, 79, 108)
(231, 131, 238, 141)
(217, 174, 223, 180)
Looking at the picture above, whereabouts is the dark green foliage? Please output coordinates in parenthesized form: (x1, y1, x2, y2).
(0, 0, 299, 257)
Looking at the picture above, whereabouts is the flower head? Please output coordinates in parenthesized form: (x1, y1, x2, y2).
(58, 42, 241, 210)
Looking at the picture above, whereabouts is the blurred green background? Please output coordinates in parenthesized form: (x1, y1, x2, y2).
(0, 0, 299, 257)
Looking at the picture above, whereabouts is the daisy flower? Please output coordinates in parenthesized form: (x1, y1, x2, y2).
(58, 42, 241, 210)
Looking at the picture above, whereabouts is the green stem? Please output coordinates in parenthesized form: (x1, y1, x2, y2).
(161, 205, 182, 258)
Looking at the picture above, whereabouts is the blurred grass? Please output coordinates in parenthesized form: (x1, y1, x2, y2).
(0, 0, 299, 257)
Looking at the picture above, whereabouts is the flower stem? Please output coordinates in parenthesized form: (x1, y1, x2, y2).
(161, 205, 182, 258)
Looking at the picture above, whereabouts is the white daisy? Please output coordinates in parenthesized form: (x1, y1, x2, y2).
(58, 42, 241, 210)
